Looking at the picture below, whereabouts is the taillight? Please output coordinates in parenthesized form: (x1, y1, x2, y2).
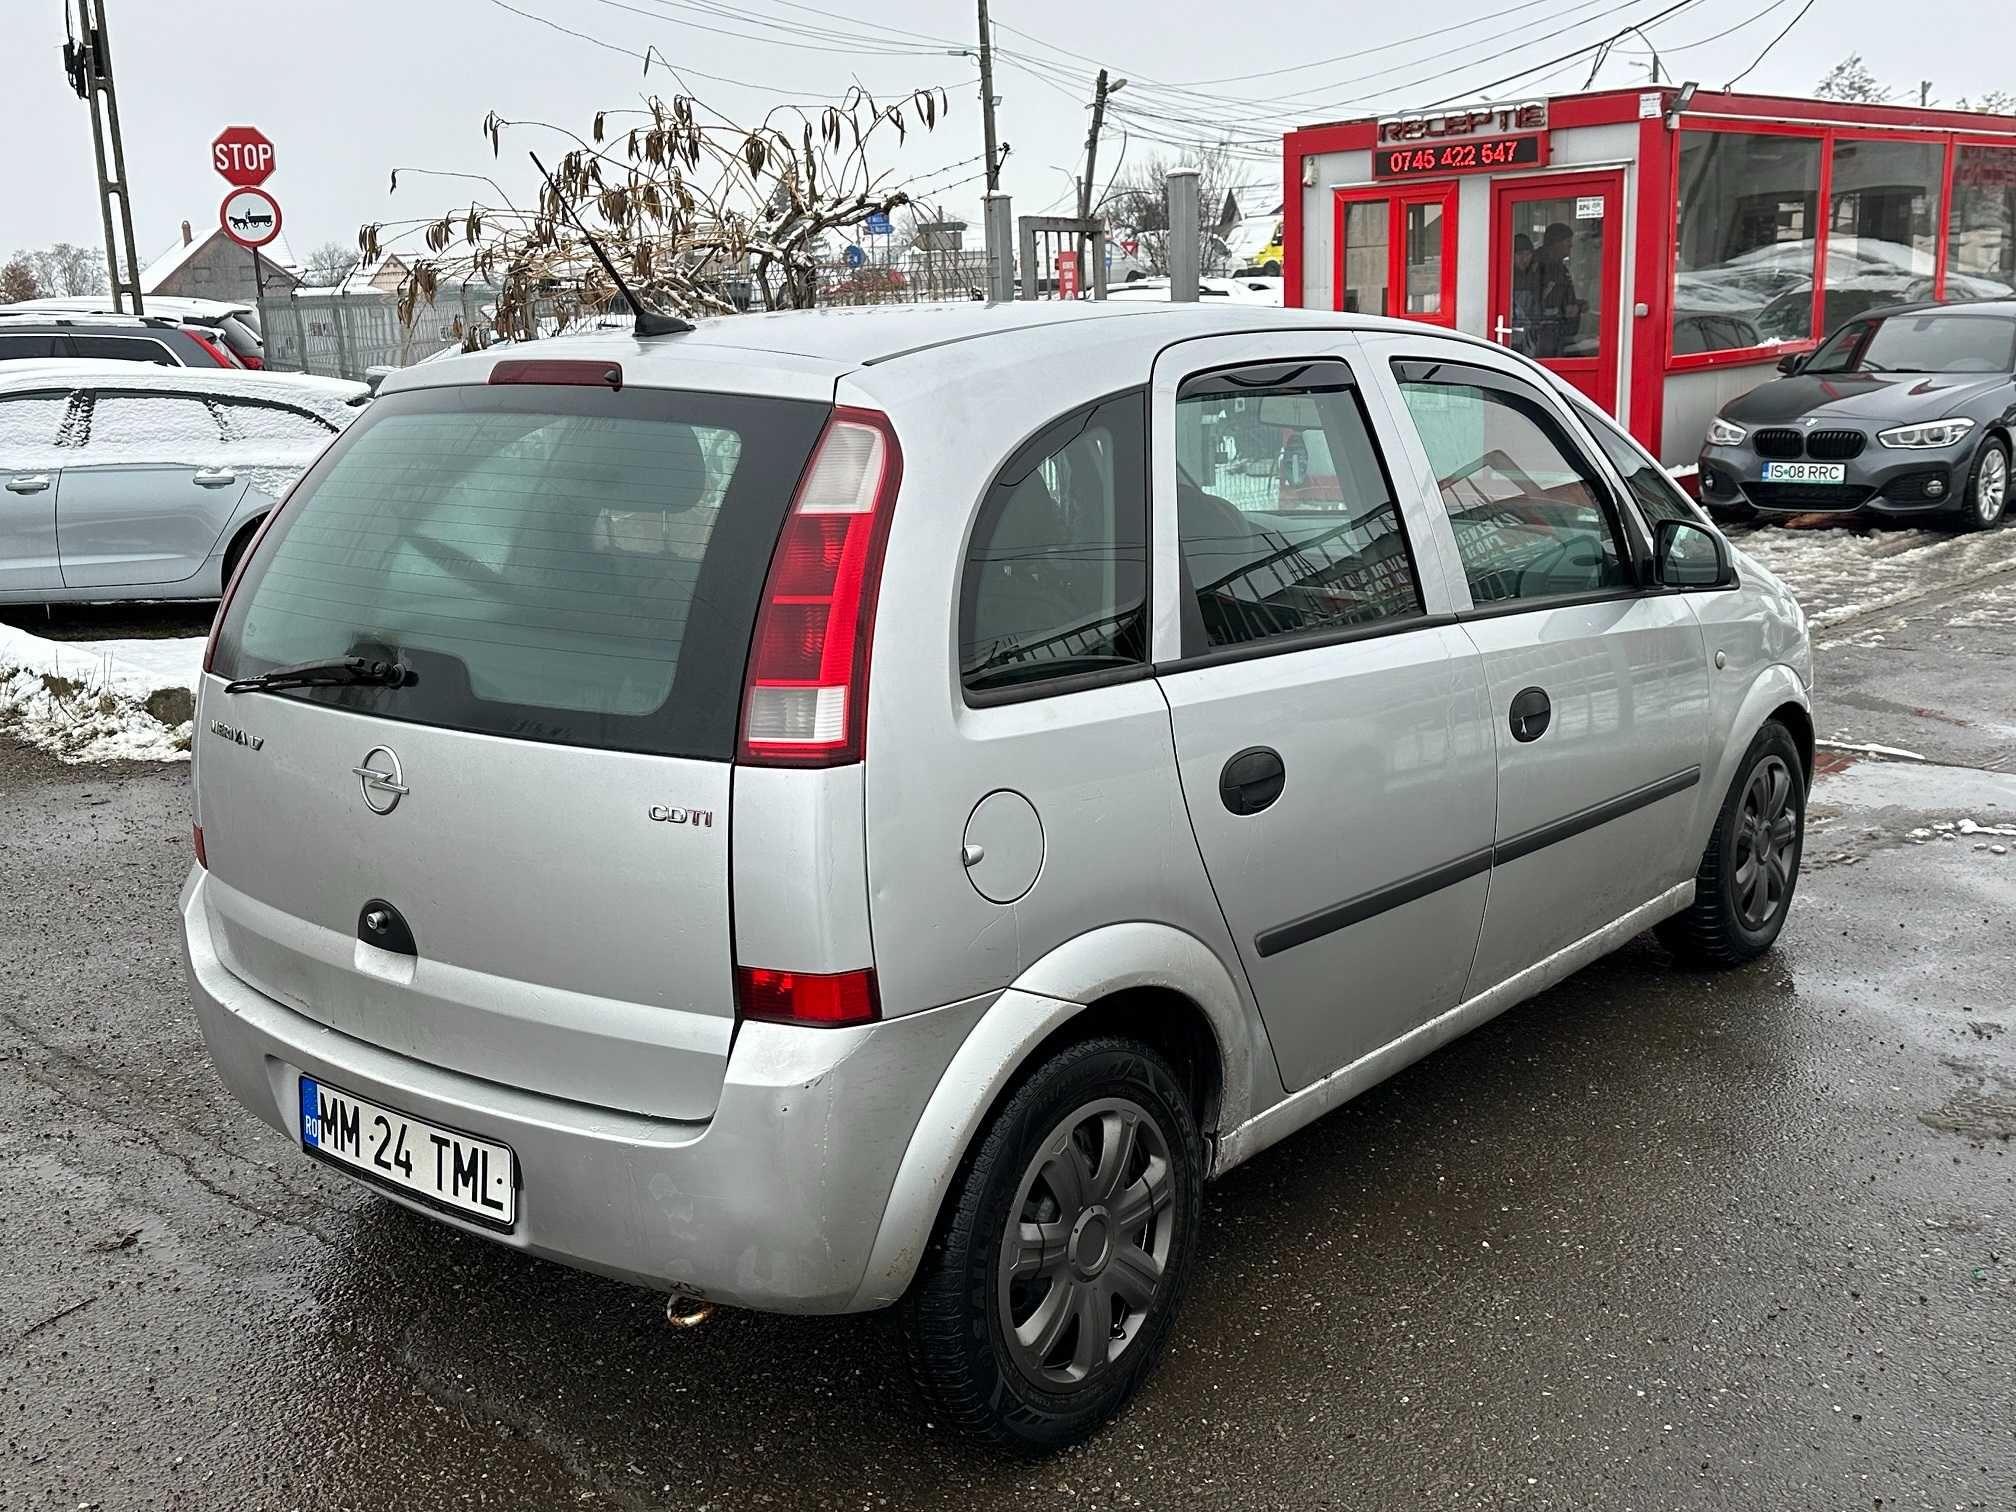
(192, 824, 207, 868)
(740, 406, 902, 767)
(736, 966, 880, 1027)
(182, 328, 241, 368)
(238, 352, 264, 370)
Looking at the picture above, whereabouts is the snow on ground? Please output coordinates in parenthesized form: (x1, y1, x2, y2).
(0, 622, 205, 763)
(1733, 522, 2016, 631)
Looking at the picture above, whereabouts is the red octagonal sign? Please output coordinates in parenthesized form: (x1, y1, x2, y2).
(212, 126, 275, 188)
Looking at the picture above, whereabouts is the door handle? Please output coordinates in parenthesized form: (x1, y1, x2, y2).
(1219, 746, 1286, 815)
(192, 468, 237, 487)
(1508, 686, 1552, 743)
(5, 474, 51, 494)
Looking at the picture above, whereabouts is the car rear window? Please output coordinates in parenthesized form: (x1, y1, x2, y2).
(212, 316, 263, 360)
(210, 383, 829, 759)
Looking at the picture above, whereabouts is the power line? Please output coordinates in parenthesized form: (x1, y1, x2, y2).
(1420, 0, 1704, 108)
(480, 0, 967, 98)
(574, 0, 952, 57)
(1723, 0, 1817, 90)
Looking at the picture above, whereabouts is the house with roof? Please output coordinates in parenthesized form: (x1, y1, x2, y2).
(142, 219, 303, 303)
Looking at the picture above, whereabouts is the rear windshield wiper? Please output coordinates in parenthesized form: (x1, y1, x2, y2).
(225, 656, 410, 695)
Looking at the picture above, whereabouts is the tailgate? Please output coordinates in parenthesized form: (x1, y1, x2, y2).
(196, 375, 831, 1121)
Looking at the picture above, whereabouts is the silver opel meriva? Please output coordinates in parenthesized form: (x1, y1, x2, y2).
(183, 302, 1813, 1449)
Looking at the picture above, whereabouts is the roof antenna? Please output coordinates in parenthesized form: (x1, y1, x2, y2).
(528, 151, 693, 337)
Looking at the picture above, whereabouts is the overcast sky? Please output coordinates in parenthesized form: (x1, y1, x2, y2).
(6, 0, 2015, 273)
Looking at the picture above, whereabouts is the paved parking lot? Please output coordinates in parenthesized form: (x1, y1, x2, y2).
(3, 524, 2014, 1510)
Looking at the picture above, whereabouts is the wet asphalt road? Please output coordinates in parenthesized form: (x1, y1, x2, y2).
(5, 567, 2015, 1510)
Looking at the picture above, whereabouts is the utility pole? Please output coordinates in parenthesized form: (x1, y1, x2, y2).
(1077, 70, 1111, 225)
(976, 0, 1001, 190)
(63, 0, 144, 314)
(1075, 70, 1112, 302)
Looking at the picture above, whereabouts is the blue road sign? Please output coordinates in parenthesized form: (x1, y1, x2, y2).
(844, 243, 866, 269)
(864, 211, 893, 236)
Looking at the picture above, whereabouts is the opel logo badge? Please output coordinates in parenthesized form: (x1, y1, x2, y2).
(352, 746, 409, 815)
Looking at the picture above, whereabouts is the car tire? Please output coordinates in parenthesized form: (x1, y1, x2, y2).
(900, 1035, 1203, 1452)
(1657, 720, 1806, 967)
(220, 517, 263, 590)
(1950, 436, 2010, 531)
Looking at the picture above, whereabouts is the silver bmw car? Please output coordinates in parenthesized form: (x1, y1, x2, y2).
(182, 301, 1813, 1448)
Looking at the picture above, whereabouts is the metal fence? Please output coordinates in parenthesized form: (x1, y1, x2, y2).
(258, 284, 496, 379)
(815, 249, 991, 305)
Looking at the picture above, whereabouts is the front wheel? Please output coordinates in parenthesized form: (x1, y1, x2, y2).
(1658, 721, 1805, 965)
(1951, 436, 2009, 531)
(900, 1037, 1203, 1451)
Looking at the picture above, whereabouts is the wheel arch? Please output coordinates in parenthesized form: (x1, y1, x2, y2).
(846, 922, 1263, 1310)
(1700, 663, 1813, 846)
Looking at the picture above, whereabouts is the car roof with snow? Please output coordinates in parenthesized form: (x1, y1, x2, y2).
(0, 360, 368, 417)
(380, 299, 1519, 398)
(4, 295, 255, 320)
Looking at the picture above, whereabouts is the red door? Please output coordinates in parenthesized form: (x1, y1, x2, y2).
(1490, 171, 1624, 413)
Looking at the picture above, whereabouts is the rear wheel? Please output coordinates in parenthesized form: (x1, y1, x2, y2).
(1952, 436, 2009, 531)
(900, 1036, 1202, 1451)
(1658, 721, 1805, 966)
(220, 516, 264, 590)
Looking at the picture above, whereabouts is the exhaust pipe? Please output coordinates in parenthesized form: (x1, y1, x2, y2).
(665, 1294, 716, 1330)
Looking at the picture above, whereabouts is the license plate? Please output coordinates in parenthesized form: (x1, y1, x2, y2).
(1761, 462, 1846, 483)
(299, 1076, 516, 1227)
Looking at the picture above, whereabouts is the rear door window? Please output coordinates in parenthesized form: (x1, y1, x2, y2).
(209, 384, 829, 759)
(1172, 359, 1423, 653)
(70, 335, 180, 365)
(86, 394, 227, 450)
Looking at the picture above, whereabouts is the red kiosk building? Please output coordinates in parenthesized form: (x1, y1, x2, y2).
(1281, 86, 2016, 467)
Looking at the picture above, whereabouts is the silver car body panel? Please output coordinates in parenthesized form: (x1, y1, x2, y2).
(195, 687, 738, 1121)
(55, 461, 250, 587)
(0, 463, 63, 592)
(186, 859, 987, 1310)
(181, 305, 1813, 1315)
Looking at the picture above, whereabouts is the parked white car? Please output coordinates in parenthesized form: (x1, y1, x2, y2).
(1104, 276, 1284, 304)
(0, 361, 365, 604)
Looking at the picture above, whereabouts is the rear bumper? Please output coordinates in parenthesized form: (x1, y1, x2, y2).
(180, 866, 987, 1313)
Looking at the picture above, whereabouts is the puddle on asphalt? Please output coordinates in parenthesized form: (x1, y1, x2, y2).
(1811, 758, 2016, 815)
(1920, 1056, 2016, 1141)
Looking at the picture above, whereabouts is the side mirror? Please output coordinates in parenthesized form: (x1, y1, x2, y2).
(1776, 352, 1805, 376)
(363, 364, 395, 394)
(1653, 517, 1735, 589)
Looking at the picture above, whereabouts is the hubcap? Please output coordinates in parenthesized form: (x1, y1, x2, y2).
(1978, 447, 2008, 523)
(997, 1097, 1174, 1391)
(1732, 753, 1799, 931)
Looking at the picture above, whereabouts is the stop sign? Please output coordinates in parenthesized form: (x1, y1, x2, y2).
(212, 126, 275, 188)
